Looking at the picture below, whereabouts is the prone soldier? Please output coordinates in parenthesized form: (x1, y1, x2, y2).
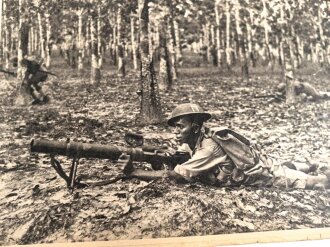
(119, 103, 330, 190)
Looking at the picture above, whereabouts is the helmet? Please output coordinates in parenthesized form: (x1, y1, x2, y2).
(167, 103, 212, 127)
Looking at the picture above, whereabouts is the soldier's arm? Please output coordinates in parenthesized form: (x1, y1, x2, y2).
(129, 169, 184, 182)
(118, 153, 187, 182)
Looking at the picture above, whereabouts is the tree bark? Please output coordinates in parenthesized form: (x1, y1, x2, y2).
(117, 8, 125, 77)
(77, 8, 84, 74)
(3, 0, 10, 69)
(247, 9, 256, 67)
(90, 16, 101, 84)
(214, 1, 222, 67)
(166, 0, 178, 81)
(285, 64, 297, 104)
(138, 0, 163, 124)
(234, 2, 249, 82)
(16, 0, 30, 105)
(0, 0, 3, 59)
(97, 6, 103, 69)
(261, 0, 272, 68)
(130, 13, 138, 70)
(225, 0, 232, 69)
(45, 10, 51, 68)
(173, 20, 182, 66)
(38, 12, 45, 59)
(158, 21, 172, 91)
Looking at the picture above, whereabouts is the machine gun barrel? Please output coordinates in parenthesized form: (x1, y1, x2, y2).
(31, 139, 147, 161)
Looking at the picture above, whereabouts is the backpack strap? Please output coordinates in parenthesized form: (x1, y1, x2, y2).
(213, 128, 251, 146)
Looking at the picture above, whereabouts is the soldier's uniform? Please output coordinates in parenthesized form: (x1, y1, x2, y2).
(21, 58, 49, 104)
(166, 104, 328, 189)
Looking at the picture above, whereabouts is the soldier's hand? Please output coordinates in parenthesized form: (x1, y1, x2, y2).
(118, 153, 134, 175)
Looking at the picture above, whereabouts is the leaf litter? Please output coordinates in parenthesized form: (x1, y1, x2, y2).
(0, 67, 329, 244)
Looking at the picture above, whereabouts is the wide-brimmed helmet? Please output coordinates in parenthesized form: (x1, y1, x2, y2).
(167, 103, 212, 127)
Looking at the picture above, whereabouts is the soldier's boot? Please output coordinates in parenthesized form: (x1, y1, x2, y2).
(31, 88, 48, 105)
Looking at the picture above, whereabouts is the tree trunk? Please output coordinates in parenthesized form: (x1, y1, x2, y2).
(214, 1, 222, 68)
(97, 6, 103, 69)
(247, 9, 256, 67)
(204, 23, 211, 63)
(28, 27, 33, 55)
(38, 12, 45, 59)
(3, 0, 10, 69)
(285, 64, 296, 104)
(90, 16, 101, 84)
(77, 8, 84, 74)
(317, 6, 326, 65)
(117, 8, 125, 77)
(166, 0, 178, 81)
(234, 2, 249, 82)
(138, 0, 163, 124)
(113, 15, 118, 66)
(45, 11, 51, 68)
(85, 18, 91, 66)
(0, 0, 3, 59)
(173, 20, 182, 66)
(158, 21, 172, 91)
(130, 13, 138, 70)
(225, 0, 231, 69)
(16, 0, 30, 105)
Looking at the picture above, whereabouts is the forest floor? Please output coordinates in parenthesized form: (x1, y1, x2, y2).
(0, 57, 330, 245)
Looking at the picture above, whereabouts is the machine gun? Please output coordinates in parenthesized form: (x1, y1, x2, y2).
(30, 134, 189, 191)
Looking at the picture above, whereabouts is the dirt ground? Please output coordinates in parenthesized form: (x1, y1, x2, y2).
(0, 60, 330, 245)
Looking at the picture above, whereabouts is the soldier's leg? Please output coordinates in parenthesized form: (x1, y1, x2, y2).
(33, 72, 49, 103)
(272, 164, 328, 189)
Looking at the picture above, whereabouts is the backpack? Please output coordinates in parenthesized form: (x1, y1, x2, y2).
(209, 128, 272, 172)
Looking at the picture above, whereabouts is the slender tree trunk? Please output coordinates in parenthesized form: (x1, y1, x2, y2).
(0, 0, 3, 59)
(97, 6, 103, 69)
(130, 13, 138, 70)
(90, 16, 101, 84)
(285, 64, 296, 104)
(16, 0, 30, 105)
(28, 27, 33, 55)
(38, 12, 45, 59)
(225, 0, 231, 69)
(166, 0, 178, 81)
(3, 0, 10, 70)
(85, 18, 91, 66)
(215, 1, 222, 68)
(173, 20, 182, 66)
(17, 0, 29, 79)
(158, 21, 172, 91)
(204, 23, 211, 63)
(247, 9, 256, 67)
(234, 3, 249, 82)
(117, 8, 125, 77)
(168, 23, 177, 81)
(138, 0, 162, 124)
(112, 15, 118, 65)
(32, 26, 37, 53)
(317, 6, 326, 65)
(77, 8, 84, 74)
(45, 11, 51, 68)
(279, 5, 285, 69)
(3, 0, 9, 69)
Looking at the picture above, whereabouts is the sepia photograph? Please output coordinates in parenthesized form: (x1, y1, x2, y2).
(0, 0, 329, 246)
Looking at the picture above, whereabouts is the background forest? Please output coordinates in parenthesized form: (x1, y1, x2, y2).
(0, 0, 329, 246)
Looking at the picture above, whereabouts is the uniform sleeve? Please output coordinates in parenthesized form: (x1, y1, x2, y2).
(174, 138, 229, 178)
